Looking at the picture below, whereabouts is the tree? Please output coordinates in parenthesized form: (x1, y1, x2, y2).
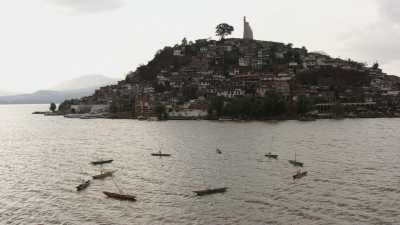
(208, 96, 225, 119)
(181, 37, 188, 46)
(333, 102, 345, 118)
(301, 46, 308, 54)
(296, 96, 313, 115)
(155, 104, 168, 120)
(372, 62, 379, 70)
(50, 102, 57, 112)
(216, 23, 234, 40)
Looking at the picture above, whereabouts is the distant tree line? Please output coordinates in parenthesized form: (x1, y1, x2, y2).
(207, 93, 315, 120)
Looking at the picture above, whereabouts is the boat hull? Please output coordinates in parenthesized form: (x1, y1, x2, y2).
(103, 191, 136, 201)
(151, 153, 171, 157)
(92, 171, 116, 179)
(91, 160, 113, 165)
(76, 180, 91, 191)
(265, 154, 278, 159)
(193, 187, 228, 196)
(289, 160, 303, 167)
(293, 171, 308, 180)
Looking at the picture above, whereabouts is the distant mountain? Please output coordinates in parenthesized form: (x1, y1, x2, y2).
(0, 75, 119, 104)
(0, 89, 96, 104)
(0, 90, 16, 97)
(50, 74, 118, 91)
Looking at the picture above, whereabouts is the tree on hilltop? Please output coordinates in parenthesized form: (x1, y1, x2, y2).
(372, 62, 379, 70)
(182, 37, 188, 46)
(216, 23, 234, 40)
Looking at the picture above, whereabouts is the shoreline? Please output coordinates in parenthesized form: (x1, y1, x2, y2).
(38, 111, 400, 122)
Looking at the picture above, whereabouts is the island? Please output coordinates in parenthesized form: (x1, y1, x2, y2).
(55, 17, 400, 121)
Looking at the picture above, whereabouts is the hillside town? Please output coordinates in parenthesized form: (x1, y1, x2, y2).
(59, 17, 400, 120)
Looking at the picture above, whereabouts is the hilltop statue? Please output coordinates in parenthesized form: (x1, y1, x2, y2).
(243, 16, 254, 40)
(216, 23, 234, 40)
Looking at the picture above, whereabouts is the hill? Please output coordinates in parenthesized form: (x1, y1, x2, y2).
(0, 90, 16, 97)
(0, 75, 118, 104)
(0, 89, 96, 104)
(60, 37, 400, 119)
(50, 74, 118, 91)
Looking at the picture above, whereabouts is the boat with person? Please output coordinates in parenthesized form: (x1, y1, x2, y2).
(76, 180, 91, 191)
(103, 173, 136, 202)
(265, 136, 278, 159)
(265, 152, 278, 159)
(293, 170, 308, 180)
(92, 170, 117, 179)
(193, 187, 228, 196)
(151, 150, 171, 157)
(91, 159, 114, 165)
(103, 191, 136, 201)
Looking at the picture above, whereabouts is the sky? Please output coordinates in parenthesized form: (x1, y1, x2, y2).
(0, 0, 399, 93)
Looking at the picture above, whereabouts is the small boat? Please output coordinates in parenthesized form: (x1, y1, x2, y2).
(216, 148, 222, 154)
(289, 153, 303, 167)
(293, 171, 308, 180)
(137, 116, 146, 120)
(76, 180, 91, 191)
(265, 153, 278, 159)
(93, 170, 117, 179)
(151, 151, 171, 157)
(193, 187, 228, 196)
(91, 159, 114, 165)
(32, 111, 48, 115)
(103, 191, 136, 201)
(289, 160, 303, 167)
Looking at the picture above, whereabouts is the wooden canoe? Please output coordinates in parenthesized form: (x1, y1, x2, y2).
(103, 191, 136, 201)
(91, 159, 113, 165)
(289, 160, 303, 167)
(76, 180, 90, 191)
(151, 153, 171, 157)
(92, 170, 116, 179)
(265, 154, 278, 159)
(293, 171, 308, 180)
(193, 187, 228, 196)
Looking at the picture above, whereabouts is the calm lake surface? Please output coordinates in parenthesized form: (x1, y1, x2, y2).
(1, 105, 400, 225)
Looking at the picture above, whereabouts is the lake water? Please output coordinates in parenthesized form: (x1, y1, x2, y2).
(0, 105, 399, 225)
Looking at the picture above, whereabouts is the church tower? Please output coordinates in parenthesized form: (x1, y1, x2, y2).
(243, 16, 254, 40)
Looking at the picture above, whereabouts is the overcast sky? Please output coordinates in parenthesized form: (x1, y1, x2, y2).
(0, 0, 399, 93)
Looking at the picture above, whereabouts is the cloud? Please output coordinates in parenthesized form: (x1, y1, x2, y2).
(337, 0, 400, 75)
(379, 0, 400, 24)
(340, 22, 400, 62)
(47, 0, 125, 13)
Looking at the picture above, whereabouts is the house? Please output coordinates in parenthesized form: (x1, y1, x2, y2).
(134, 95, 156, 117)
(217, 88, 245, 98)
(173, 49, 184, 56)
(168, 99, 208, 118)
(239, 57, 250, 67)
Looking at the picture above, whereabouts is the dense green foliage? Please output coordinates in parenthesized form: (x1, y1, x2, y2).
(155, 104, 168, 120)
(208, 93, 289, 119)
(296, 68, 369, 88)
(296, 95, 314, 115)
(50, 102, 57, 112)
(126, 47, 191, 82)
